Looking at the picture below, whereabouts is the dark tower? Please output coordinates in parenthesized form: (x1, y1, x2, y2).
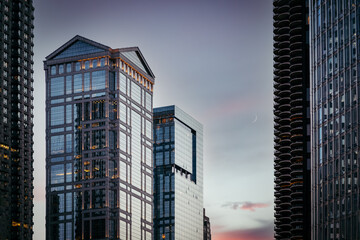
(273, 0, 310, 239)
(0, 0, 35, 239)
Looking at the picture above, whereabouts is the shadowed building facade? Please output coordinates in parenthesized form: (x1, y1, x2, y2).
(0, 0, 35, 239)
(273, 0, 311, 239)
(153, 105, 203, 240)
(45, 36, 155, 239)
(310, 1, 360, 239)
(203, 208, 211, 240)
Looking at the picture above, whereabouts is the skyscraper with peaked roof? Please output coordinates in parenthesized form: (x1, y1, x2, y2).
(44, 35, 155, 239)
(273, 0, 311, 239)
(310, 1, 360, 239)
(153, 105, 203, 240)
(0, 0, 35, 239)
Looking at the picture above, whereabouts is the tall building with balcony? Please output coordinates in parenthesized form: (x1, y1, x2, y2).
(310, 1, 360, 239)
(44, 35, 155, 239)
(0, 0, 34, 239)
(153, 105, 203, 240)
(273, 0, 311, 239)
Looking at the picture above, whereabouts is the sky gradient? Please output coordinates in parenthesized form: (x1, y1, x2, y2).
(32, 0, 274, 239)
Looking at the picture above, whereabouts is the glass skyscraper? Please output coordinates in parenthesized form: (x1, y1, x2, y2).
(310, 1, 360, 239)
(0, 0, 35, 239)
(45, 35, 155, 240)
(273, 1, 311, 239)
(153, 105, 203, 240)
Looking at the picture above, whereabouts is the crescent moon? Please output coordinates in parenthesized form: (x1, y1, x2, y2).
(252, 115, 258, 123)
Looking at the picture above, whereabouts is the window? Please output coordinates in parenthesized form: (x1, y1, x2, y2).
(100, 58, 105, 67)
(50, 77, 64, 97)
(66, 134, 72, 153)
(75, 62, 81, 71)
(66, 76, 72, 94)
(50, 164, 64, 184)
(85, 60, 90, 70)
(131, 81, 141, 104)
(66, 105, 72, 124)
(84, 73, 90, 91)
(59, 64, 64, 74)
(146, 92, 152, 111)
(51, 66, 56, 75)
(93, 59, 98, 68)
(51, 106, 64, 126)
(92, 70, 106, 90)
(74, 74, 82, 93)
(66, 63, 72, 72)
(120, 73, 126, 94)
(50, 135, 64, 155)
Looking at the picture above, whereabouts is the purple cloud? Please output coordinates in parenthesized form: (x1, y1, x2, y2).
(213, 223, 273, 240)
(222, 201, 270, 211)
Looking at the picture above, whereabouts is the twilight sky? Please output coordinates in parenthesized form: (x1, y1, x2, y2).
(32, 0, 274, 239)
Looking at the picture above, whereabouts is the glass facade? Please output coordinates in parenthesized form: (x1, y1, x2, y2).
(45, 36, 155, 240)
(0, 0, 35, 239)
(153, 106, 203, 240)
(310, 1, 360, 239)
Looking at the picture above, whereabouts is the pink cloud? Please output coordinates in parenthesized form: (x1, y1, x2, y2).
(212, 225, 273, 240)
(222, 201, 270, 211)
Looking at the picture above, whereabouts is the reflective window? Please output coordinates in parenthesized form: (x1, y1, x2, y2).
(75, 62, 80, 71)
(93, 59, 98, 68)
(66, 105, 72, 124)
(51, 164, 64, 184)
(51, 66, 56, 75)
(120, 73, 126, 94)
(66, 76, 72, 94)
(51, 135, 64, 155)
(84, 72, 90, 91)
(59, 64, 64, 74)
(146, 92, 152, 111)
(51, 106, 64, 126)
(66, 134, 72, 153)
(85, 60, 90, 70)
(66, 63, 72, 73)
(50, 77, 64, 97)
(66, 163, 72, 182)
(92, 70, 106, 90)
(131, 81, 141, 104)
(74, 74, 82, 93)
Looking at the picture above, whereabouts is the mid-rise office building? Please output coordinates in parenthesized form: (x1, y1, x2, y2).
(310, 1, 360, 239)
(273, 0, 311, 239)
(153, 105, 203, 240)
(45, 35, 155, 239)
(0, 0, 35, 239)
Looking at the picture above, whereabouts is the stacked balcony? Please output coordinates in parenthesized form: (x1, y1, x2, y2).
(274, 0, 310, 239)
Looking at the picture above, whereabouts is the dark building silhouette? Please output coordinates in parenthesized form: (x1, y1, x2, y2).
(203, 208, 211, 240)
(310, 1, 360, 239)
(0, 0, 35, 239)
(273, 0, 311, 239)
(45, 35, 155, 239)
(153, 105, 203, 240)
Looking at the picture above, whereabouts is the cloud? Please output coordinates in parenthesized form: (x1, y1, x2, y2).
(222, 201, 270, 212)
(213, 224, 273, 240)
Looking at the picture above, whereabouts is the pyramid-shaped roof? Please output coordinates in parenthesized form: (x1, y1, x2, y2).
(45, 35, 155, 79)
(120, 48, 155, 78)
(46, 35, 110, 60)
